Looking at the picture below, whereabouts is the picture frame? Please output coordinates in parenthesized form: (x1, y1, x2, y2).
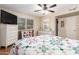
(61, 21, 64, 27)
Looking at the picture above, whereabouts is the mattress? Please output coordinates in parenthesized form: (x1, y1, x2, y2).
(10, 35, 79, 55)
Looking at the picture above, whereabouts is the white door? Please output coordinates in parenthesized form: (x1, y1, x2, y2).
(65, 16, 77, 39)
(58, 18, 65, 38)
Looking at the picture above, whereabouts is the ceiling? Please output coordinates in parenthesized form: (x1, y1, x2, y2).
(0, 4, 79, 17)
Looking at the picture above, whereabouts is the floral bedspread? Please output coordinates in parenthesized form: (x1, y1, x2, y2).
(10, 35, 79, 55)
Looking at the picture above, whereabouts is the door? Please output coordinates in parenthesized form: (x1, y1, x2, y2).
(65, 16, 77, 39)
(56, 19, 58, 36)
(58, 18, 65, 38)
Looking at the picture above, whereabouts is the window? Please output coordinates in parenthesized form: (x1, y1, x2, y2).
(18, 18, 25, 30)
(17, 18, 34, 30)
(27, 19, 33, 29)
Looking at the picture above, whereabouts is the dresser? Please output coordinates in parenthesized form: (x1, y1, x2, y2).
(0, 24, 18, 48)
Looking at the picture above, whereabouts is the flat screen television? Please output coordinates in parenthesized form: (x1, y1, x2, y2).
(1, 10, 17, 24)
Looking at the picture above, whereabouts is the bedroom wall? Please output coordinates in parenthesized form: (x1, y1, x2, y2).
(40, 5, 79, 35)
(40, 13, 56, 35)
(76, 15, 79, 40)
(0, 8, 41, 36)
(1, 5, 79, 36)
(57, 15, 79, 40)
(55, 6, 79, 39)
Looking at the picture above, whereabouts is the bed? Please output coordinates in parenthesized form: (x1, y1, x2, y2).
(10, 35, 79, 55)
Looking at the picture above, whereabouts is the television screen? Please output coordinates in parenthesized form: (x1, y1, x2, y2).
(1, 10, 17, 24)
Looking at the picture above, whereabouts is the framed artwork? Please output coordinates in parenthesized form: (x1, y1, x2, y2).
(61, 21, 64, 27)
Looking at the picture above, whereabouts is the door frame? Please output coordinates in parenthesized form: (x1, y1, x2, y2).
(56, 18, 58, 36)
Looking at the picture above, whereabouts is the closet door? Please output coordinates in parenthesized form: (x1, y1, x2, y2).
(58, 18, 66, 38)
(65, 16, 77, 39)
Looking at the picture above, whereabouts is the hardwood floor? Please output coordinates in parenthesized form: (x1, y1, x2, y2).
(0, 46, 12, 55)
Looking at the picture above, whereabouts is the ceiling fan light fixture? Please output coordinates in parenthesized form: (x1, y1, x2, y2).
(34, 4, 56, 16)
(41, 10, 48, 15)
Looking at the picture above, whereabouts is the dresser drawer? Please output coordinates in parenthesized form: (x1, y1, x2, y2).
(6, 38, 17, 46)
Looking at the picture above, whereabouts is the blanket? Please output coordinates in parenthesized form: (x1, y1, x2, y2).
(10, 35, 79, 55)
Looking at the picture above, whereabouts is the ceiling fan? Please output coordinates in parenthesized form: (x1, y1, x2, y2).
(34, 4, 56, 14)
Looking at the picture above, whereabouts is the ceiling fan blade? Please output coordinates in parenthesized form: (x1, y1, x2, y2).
(48, 10, 55, 13)
(34, 10, 41, 12)
(38, 4, 42, 7)
(49, 4, 56, 8)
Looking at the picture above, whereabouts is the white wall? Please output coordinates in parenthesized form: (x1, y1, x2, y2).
(40, 9, 79, 36)
(41, 13, 56, 34)
(58, 15, 79, 40)
(65, 16, 77, 39)
(1, 4, 79, 36)
(0, 8, 41, 36)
